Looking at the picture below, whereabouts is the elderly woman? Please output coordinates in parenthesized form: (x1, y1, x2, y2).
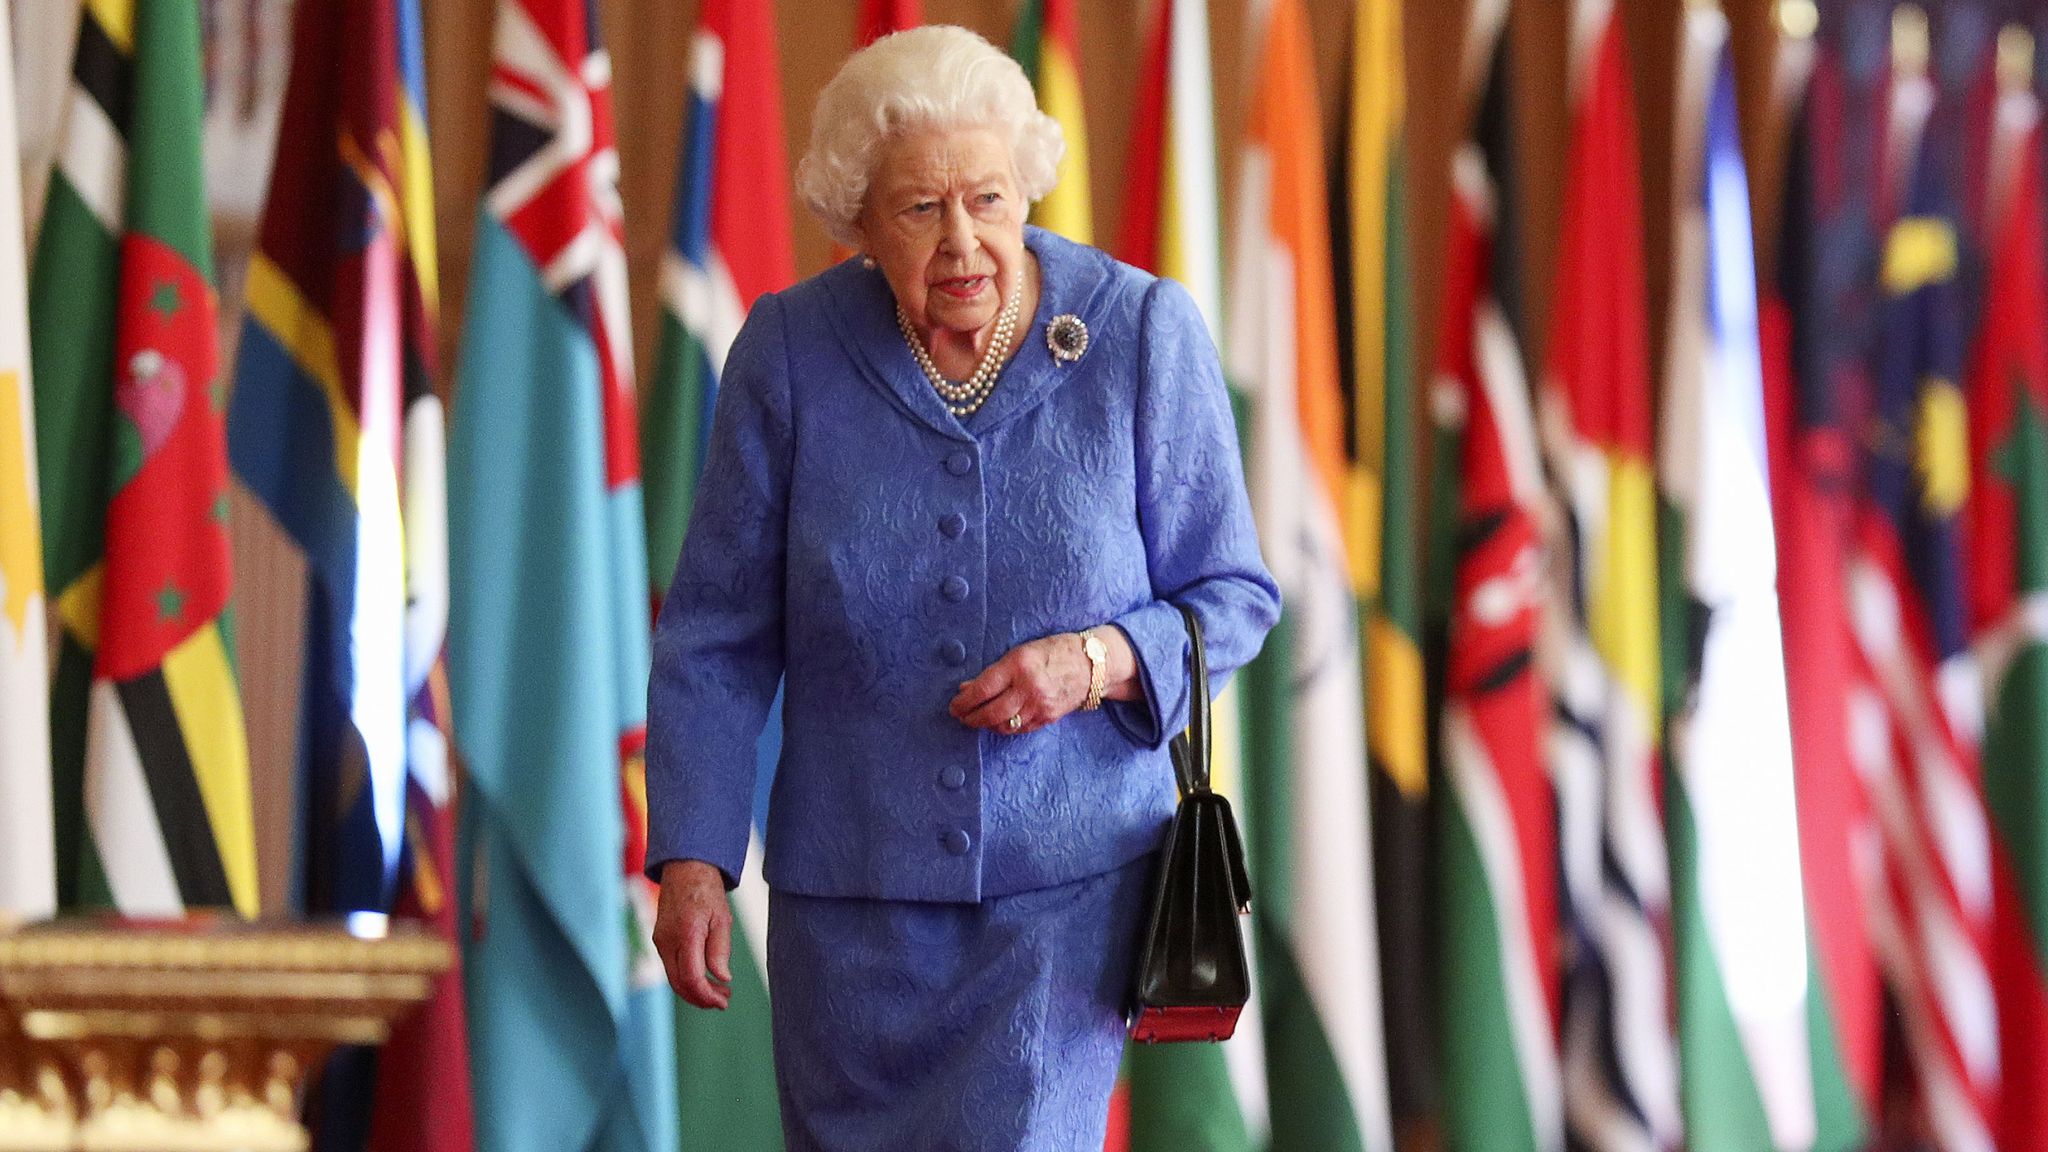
(647, 25, 1278, 1151)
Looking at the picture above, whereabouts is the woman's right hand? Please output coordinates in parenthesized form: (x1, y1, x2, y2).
(652, 859, 734, 1010)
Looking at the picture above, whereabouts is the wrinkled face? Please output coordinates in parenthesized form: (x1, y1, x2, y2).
(855, 126, 1029, 339)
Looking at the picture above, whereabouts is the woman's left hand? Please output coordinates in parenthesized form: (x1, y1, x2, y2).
(949, 629, 1137, 734)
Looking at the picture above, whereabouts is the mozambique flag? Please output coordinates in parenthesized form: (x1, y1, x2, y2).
(32, 0, 256, 919)
(0, 0, 53, 924)
(1661, 12, 1818, 1149)
(1011, 0, 1091, 243)
(647, 1, 793, 1148)
(1331, 0, 1429, 1123)
(1761, 33, 1878, 1152)
(226, 0, 471, 1147)
(1228, 1, 1390, 1148)
(856, 0, 921, 45)
(450, 3, 674, 1151)
(1964, 37, 2048, 1150)
(1114, 1, 1266, 1147)
(1434, 11, 1561, 1152)
(1544, 6, 1675, 1146)
(1847, 69, 1999, 1152)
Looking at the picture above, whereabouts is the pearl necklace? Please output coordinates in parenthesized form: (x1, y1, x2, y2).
(897, 278, 1023, 417)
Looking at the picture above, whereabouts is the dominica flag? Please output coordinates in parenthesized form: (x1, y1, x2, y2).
(226, 0, 472, 1147)
(1332, 0, 1430, 1122)
(1114, 0, 1266, 1146)
(450, 2, 674, 1151)
(647, 0, 794, 1148)
(856, 0, 921, 45)
(32, 0, 257, 919)
(1011, 0, 1091, 243)
(1964, 34, 2048, 1149)
(1661, 13, 1817, 1149)
(1228, 1, 1391, 1149)
(1848, 67, 2000, 1152)
(1434, 8, 1561, 1151)
(1761, 30, 1878, 1151)
(0, 0, 54, 925)
(1545, 4, 1675, 1146)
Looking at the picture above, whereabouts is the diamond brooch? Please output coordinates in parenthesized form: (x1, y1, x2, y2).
(1047, 314, 1089, 363)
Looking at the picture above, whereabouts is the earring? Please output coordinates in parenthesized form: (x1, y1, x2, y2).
(860, 254, 877, 269)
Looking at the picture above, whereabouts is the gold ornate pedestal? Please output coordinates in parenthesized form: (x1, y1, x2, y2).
(0, 920, 450, 1152)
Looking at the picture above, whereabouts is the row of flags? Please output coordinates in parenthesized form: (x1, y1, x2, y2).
(9, 2, 2048, 1152)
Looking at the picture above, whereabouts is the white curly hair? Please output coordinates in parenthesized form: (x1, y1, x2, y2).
(795, 25, 1065, 249)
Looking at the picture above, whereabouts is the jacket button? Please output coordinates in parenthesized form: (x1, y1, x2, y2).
(939, 512, 967, 538)
(940, 638, 967, 665)
(945, 451, 973, 476)
(941, 575, 970, 602)
(941, 829, 972, 855)
(940, 765, 967, 790)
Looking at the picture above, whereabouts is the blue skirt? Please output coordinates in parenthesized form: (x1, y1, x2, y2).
(766, 855, 1153, 1152)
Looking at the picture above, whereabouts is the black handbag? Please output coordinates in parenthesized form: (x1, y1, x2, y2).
(1128, 604, 1254, 1043)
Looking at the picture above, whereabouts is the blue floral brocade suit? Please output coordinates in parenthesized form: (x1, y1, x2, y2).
(645, 228, 1279, 1151)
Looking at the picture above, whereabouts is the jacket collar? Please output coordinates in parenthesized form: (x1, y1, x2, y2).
(820, 226, 1119, 443)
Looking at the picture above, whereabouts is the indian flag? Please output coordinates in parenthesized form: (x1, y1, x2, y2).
(647, 1, 794, 1148)
(0, 0, 54, 924)
(1660, 10, 1815, 1149)
(33, 0, 257, 919)
(1228, 1, 1390, 1149)
(1114, 0, 1266, 1147)
(1011, 0, 1091, 243)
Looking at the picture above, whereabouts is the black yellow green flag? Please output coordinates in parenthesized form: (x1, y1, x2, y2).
(34, 0, 256, 918)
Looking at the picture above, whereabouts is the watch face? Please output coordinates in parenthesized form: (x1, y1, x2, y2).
(1083, 634, 1106, 660)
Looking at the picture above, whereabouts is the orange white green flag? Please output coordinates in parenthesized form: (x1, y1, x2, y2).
(1228, 1, 1391, 1148)
(1011, 0, 1091, 243)
(0, 0, 54, 923)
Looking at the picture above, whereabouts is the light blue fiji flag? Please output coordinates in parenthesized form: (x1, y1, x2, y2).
(448, 2, 674, 1151)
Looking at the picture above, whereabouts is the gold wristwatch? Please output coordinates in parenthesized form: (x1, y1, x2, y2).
(1079, 629, 1108, 711)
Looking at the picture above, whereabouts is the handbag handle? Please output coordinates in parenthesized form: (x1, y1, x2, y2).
(1169, 604, 1211, 797)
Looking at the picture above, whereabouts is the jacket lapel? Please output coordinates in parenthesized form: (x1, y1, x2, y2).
(816, 228, 1121, 442)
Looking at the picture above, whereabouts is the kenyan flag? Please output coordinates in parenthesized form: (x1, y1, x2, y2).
(33, 0, 255, 917)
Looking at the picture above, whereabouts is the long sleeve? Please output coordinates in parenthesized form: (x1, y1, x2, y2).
(1105, 278, 1282, 750)
(645, 294, 793, 888)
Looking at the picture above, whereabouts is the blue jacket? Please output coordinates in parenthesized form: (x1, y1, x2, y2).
(646, 228, 1280, 903)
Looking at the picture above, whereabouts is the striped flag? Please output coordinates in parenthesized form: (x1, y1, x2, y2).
(1434, 7, 1561, 1151)
(0, 0, 54, 925)
(225, 0, 471, 1147)
(1761, 30, 1880, 1151)
(1335, 0, 1430, 1126)
(647, 1, 793, 1148)
(1963, 31, 2048, 1150)
(1115, 1, 1266, 1146)
(32, 0, 257, 919)
(1661, 12, 1816, 1149)
(1543, 3, 1675, 1147)
(1228, 1, 1390, 1149)
(449, 2, 674, 1150)
(1847, 54, 1999, 1152)
(1011, 0, 1091, 243)
(856, 0, 921, 45)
